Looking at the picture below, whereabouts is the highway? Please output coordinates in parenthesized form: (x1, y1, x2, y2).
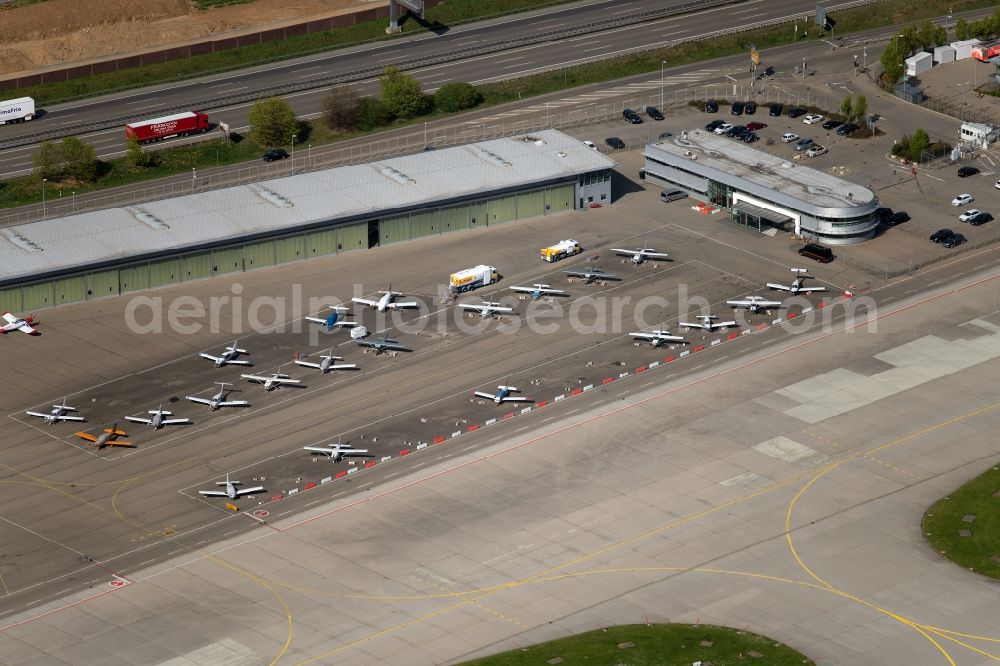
(0, 0, 831, 178)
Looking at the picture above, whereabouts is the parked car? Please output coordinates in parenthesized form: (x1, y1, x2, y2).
(968, 211, 993, 226)
(262, 148, 289, 162)
(660, 189, 688, 203)
(951, 193, 974, 206)
(645, 105, 665, 121)
(582, 140, 598, 150)
(798, 243, 834, 263)
(623, 108, 642, 124)
(742, 132, 759, 143)
(806, 144, 827, 157)
(605, 136, 625, 149)
(725, 124, 746, 137)
(745, 121, 767, 130)
(744, 101, 758, 115)
(803, 113, 824, 124)
(787, 107, 807, 118)
(705, 100, 719, 113)
(942, 233, 966, 248)
(731, 101, 745, 115)
(714, 122, 734, 135)
(793, 138, 815, 151)
(769, 103, 784, 116)
(930, 228, 954, 243)
(875, 207, 893, 224)
(781, 132, 799, 143)
(822, 119, 843, 130)
(836, 123, 860, 136)
(957, 166, 979, 178)
(658, 131, 674, 140)
(888, 211, 910, 226)
(705, 119, 725, 131)
(995, 179, 1000, 189)
(959, 208, 983, 222)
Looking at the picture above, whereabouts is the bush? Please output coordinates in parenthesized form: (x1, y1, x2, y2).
(433, 82, 483, 113)
(248, 96, 298, 147)
(358, 97, 392, 131)
(380, 66, 427, 119)
(322, 85, 363, 132)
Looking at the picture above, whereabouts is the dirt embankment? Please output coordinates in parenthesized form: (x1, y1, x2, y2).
(0, 0, 383, 77)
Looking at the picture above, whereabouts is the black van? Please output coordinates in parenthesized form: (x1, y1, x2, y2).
(798, 243, 834, 263)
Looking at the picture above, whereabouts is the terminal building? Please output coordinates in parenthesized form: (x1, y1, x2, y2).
(0, 130, 615, 312)
(642, 129, 879, 244)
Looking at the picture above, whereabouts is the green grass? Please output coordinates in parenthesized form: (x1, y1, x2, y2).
(194, 0, 255, 8)
(922, 464, 1000, 580)
(459, 624, 813, 666)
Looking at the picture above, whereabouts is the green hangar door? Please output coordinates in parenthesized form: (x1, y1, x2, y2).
(487, 196, 517, 225)
(275, 236, 305, 265)
(120, 264, 149, 293)
(517, 190, 546, 219)
(212, 247, 244, 275)
(546, 184, 574, 212)
(88, 269, 120, 299)
(55, 276, 87, 304)
(337, 223, 368, 252)
(0, 287, 21, 313)
(379, 215, 409, 245)
(21, 282, 54, 310)
(182, 252, 213, 282)
(244, 241, 275, 270)
(149, 258, 181, 288)
(308, 229, 337, 257)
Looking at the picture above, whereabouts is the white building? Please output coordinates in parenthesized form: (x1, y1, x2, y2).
(959, 122, 997, 148)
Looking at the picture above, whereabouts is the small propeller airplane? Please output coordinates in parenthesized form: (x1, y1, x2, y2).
(303, 441, 369, 462)
(198, 473, 264, 499)
(458, 301, 516, 319)
(726, 294, 784, 314)
(26, 398, 85, 425)
(186, 382, 251, 411)
(630, 329, 687, 347)
(240, 366, 302, 391)
(352, 285, 418, 313)
(611, 244, 671, 265)
(294, 349, 358, 374)
(356, 329, 411, 355)
(1, 312, 38, 335)
(473, 383, 533, 405)
(124, 405, 191, 429)
(766, 268, 827, 294)
(74, 423, 134, 449)
(199, 341, 252, 367)
(305, 305, 357, 330)
(562, 267, 620, 284)
(509, 284, 568, 299)
(679, 314, 739, 331)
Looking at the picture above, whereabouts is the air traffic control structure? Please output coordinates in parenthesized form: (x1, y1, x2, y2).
(0, 130, 615, 312)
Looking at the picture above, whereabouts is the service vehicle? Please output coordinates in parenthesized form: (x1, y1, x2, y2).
(540, 240, 582, 263)
(450, 265, 500, 292)
(0, 96, 35, 124)
(125, 111, 210, 143)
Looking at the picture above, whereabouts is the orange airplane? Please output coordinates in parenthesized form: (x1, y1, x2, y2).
(74, 423, 135, 449)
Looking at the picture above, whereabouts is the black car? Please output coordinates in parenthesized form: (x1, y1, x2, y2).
(799, 243, 834, 263)
(836, 123, 860, 136)
(705, 100, 719, 113)
(726, 124, 747, 137)
(623, 109, 642, 124)
(731, 101, 745, 115)
(968, 211, 993, 226)
(889, 211, 910, 226)
(787, 106, 807, 118)
(263, 148, 289, 162)
(605, 136, 625, 149)
(742, 132, 759, 143)
(705, 119, 725, 131)
(769, 103, 784, 116)
(957, 166, 980, 178)
(645, 105, 665, 121)
(875, 207, 892, 223)
(942, 233, 966, 248)
(658, 131, 674, 140)
(745, 101, 757, 115)
(822, 119, 843, 130)
(930, 228, 954, 243)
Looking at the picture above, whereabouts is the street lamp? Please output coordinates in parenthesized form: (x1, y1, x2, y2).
(660, 60, 667, 108)
(289, 132, 296, 169)
(191, 167, 196, 192)
(308, 143, 312, 167)
(959, 81, 971, 122)
(41, 177, 47, 219)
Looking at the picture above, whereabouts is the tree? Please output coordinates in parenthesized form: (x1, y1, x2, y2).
(955, 17, 968, 40)
(434, 82, 482, 113)
(60, 136, 98, 182)
(934, 25, 947, 47)
(248, 96, 298, 147)
(33, 140, 61, 180)
(918, 20, 936, 50)
(358, 97, 392, 131)
(322, 85, 362, 132)
(379, 66, 426, 119)
(900, 25, 918, 55)
(840, 95, 853, 119)
(909, 128, 930, 162)
(880, 40, 905, 86)
(852, 95, 868, 124)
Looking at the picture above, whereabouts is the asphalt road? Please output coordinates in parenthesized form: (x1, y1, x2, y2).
(0, 0, 825, 178)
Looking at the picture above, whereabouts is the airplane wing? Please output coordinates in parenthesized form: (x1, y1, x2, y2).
(678, 322, 705, 330)
(218, 400, 250, 407)
(53, 414, 85, 422)
(358, 339, 411, 351)
(272, 378, 301, 385)
(510, 286, 567, 295)
(224, 359, 253, 366)
(458, 304, 486, 313)
(352, 297, 378, 308)
(714, 319, 739, 328)
(241, 374, 269, 383)
(766, 283, 792, 292)
(294, 360, 323, 370)
(304, 445, 336, 454)
(799, 286, 827, 293)
(387, 301, 418, 309)
(198, 489, 229, 497)
(1, 313, 15, 324)
(234, 485, 265, 496)
(185, 396, 212, 405)
(305, 316, 329, 325)
(326, 363, 357, 370)
(198, 353, 222, 362)
(610, 248, 634, 255)
(161, 418, 192, 425)
(631, 332, 684, 342)
(104, 440, 134, 447)
(639, 251, 670, 259)
(74, 432, 98, 442)
(500, 396, 531, 402)
(488, 306, 515, 314)
(16, 323, 37, 334)
(473, 391, 497, 400)
(123, 415, 153, 425)
(562, 270, 586, 277)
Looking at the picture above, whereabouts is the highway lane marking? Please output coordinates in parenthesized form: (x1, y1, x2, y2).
(928, 280, 942, 286)
(491, 56, 528, 64)
(55, 589, 71, 596)
(385, 473, 399, 479)
(582, 45, 613, 52)
(514, 426, 529, 433)
(541, 416, 555, 423)
(167, 549, 183, 556)
(488, 436, 503, 442)
(138, 559, 156, 567)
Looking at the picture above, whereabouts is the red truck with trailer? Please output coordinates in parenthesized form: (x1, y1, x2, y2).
(971, 41, 1000, 62)
(125, 111, 210, 143)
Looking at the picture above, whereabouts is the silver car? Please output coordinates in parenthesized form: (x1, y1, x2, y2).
(793, 138, 814, 151)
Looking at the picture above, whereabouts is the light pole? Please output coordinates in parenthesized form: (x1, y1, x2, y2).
(308, 143, 312, 167)
(41, 177, 47, 219)
(191, 167, 196, 192)
(72, 191, 76, 213)
(660, 60, 666, 108)
(959, 81, 971, 121)
(289, 132, 295, 169)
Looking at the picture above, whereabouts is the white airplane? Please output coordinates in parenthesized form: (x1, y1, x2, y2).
(509, 283, 568, 299)
(727, 295, 784, 314)
(679, 314, 738, 331)
(199, 341, 252, 367)
(458, 301, 516, 319)
(767, 268, 828, 294)
(562, 267, 620, 284)
(240, 366, 302, 391)
(352, 285, 418, 313)
(294, 349, 358, 374)
(630, 329, 687, 347)
(124, 405, 191, 429)
(474, 383, 532, 405)
(1, 312, 38, 335)
(26, 398, 85, 425)
(303, 441, 369, 462)
(611, 244, 671, 265)
(305, 305, 357, 330)
(186, 382, 250, 411)
(357, 329, 411, 355)
(74, 423, 134, 449)
(198, 473, 264, 499)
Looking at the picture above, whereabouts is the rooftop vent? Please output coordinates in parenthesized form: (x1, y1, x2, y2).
(258, 189, 293, 209)
(376, 164, 415, 185)
(3, 230, 42, 253)
(474, 148, 512, 168)
(683, 150, 698, 160)
(518, 135, 545, 145)
(130, 209, 169, 231)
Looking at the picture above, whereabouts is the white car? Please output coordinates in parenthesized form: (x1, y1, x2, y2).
(995, 180, 1000, 190)
(714, 122, 733, 135)
(781, 132, 799, 143)
(803, 114, 824, 124)
(958, 208, 982, 222)
(951, 193, 974, 206)
(582, 140, 598, 150)
(806, 145, 827, 157)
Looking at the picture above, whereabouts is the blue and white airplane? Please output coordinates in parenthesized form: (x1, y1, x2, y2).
(305, 305, 356, 330)
(509, 283, 568, 299)
(474, 383, 533, 405)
